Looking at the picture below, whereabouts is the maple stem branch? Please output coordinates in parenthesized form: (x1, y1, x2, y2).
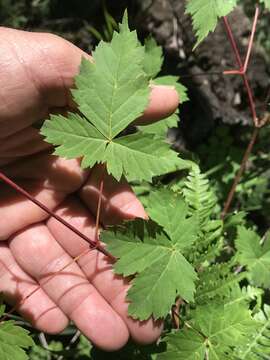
(222, 16, 242, 68)
(220, 8, 260, 218)
(221, 127, 259, 220)
(222, 14, 258, 127)
(243, 5, 259, 73)
(0, 172, 116, 261)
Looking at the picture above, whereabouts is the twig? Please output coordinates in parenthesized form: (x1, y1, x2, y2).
(171, 298, 183, 329)
(221, 6, 261, 218)
(221, 127, 259, 220)
(243, 6, 260, 73)
(39, 332, 49, 350)
(223, 6, 259, 75)
(222, 7, 259, 127)
(57, 330, 81, 360)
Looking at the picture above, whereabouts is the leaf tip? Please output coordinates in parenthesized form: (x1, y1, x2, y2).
(120, 9, 130, 32)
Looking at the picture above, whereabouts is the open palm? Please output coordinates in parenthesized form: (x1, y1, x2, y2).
(0, 28, 179, 350)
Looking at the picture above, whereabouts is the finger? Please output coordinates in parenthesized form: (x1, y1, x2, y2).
(0, 155, 88, 240)
(80, 166, 148, 225)
(135, 85, 179, 125)
(0, 127, 51, 166)
(9, 224, 129, 351)
(0, 243, 68, 333)
(47, 198, 163, 344)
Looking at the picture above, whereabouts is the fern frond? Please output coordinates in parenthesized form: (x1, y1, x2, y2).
(227, 285, 263, 310)
(196, 261, 247, 305)
(187, 219, 223, 266)
(183, 165, 217, 226)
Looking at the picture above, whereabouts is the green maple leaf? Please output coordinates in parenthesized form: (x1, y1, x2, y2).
(102, 189, 198, 320)
(138, 112, 179, 137)
(236, 227, 270, 288)
(0, 305, 34, 360)
(142, 36, 163, 79)
(157, 329, 205, 360)
(146, 189, 197, 246)
(41, 12, 185, 181)
(185, 0, 237, 48)
(158, 303, 258, 360)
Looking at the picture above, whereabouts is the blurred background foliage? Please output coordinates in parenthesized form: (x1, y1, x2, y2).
(0, 0, 270, 358)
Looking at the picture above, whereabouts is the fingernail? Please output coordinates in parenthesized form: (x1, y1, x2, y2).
(121, 200, 149, 220)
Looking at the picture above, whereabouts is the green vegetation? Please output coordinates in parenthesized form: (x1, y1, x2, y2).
(0, 1, 270, 359)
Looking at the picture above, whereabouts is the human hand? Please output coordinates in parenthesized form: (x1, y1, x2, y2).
(0, 28, 179, 350)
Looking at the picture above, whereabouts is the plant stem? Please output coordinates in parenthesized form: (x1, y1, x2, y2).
(221, 127, 259, 220)
(221, 7, 260, 218)
(0, 171, 115, 261)
(222, 7, 259, 127)
(171, 298, 183, 329)
(243, 6, 259, 73)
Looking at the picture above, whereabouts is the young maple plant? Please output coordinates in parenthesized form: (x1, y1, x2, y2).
(40, 11, 195, 320)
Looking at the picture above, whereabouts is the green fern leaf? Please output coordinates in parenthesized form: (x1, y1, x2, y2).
(185, 0, 237, 48)
(236, 227, 270, 288)
(102, 190, 198, 320)
(188, 220, 223, 265)
(181, 165, 222, 265)
(196, 262, 246, 305)
(183, 165, 216, 226)
(226, 285, 263, 309)
(41, 13, 185, 181)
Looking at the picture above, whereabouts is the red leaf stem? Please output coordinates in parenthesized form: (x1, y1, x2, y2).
(222, 7, 259, 127)
(0, 171, 116, 262)
(221, 127, 259, 220)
